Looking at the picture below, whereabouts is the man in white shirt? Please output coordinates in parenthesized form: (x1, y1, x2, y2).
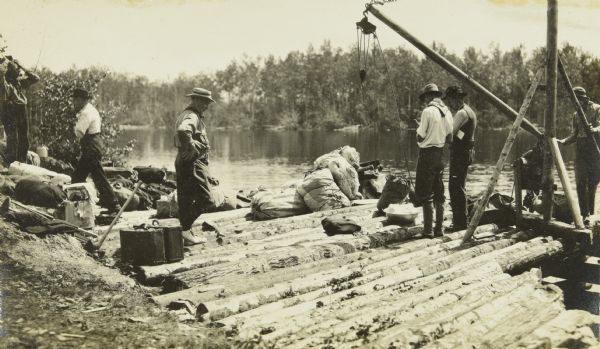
(414, 83, 453, 238)
(71, 88, 120, 213)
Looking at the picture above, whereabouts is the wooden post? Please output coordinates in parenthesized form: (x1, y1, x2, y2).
(542, 0, 558, 223)
(366, 4, 543, 139)
(549, 138, 585, 228)
(462, 70, 543, 243)
(558, 56, 600, 158)
(514, 159, 523, 226)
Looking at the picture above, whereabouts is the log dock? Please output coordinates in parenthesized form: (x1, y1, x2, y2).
(98, 201, 600, 348)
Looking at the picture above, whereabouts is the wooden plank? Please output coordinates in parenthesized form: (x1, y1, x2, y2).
(549, 137, 585, 228)
(463, 69, 543, 243)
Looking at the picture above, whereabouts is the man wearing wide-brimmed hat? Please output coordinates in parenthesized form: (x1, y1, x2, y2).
(174, 87, 217, 245)
(444, 85, 477, 231)
(70, 87, 121, 213)
(559, 86, 600, 220)
(414, 83, 453, 238)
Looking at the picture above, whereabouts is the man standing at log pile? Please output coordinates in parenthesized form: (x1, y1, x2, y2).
(174, 87, 217, 245)
(71, 88, 121, 214)
(0, 56, 40, 165)
(444, 86, 477, 231)
(558, 86, 600, 221)
(414, 83, 453, 238)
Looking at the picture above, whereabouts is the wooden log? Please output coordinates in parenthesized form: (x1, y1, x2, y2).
(278, 236, 552, 345)
(218, 203, 377, 236)
(542, 0, 558, 222)
(514, 159, 523, 226)
(495, 238, 566, 273)
(373, 270, 559, 348)
(365, 4, 543, 138)
(520, 213, 590, 241)
(508, 310, 600, 349)
(415, 285, 564, 348)
(197, 228, 507, 322)
(213, 207, 380, 245)
(152, 224, 500, 308)
(230, 235, 562, 339)
(164, 225, 425, 290)
(265, 261, 508, 346)
(463, 69, 543, 243)
(273, 268, 542, 348)
(225, 238, 518, 332)
(140, 215, 387, 283)
(550, 137, 585, 228)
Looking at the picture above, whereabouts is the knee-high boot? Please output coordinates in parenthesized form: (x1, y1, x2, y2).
(423, 201, 434, 238)
(434, 201, 445, 237)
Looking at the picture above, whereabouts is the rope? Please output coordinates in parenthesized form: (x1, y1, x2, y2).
(373, 34, 402, 120)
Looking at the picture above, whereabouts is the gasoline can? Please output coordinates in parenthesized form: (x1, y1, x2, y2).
(151, 220, 184, 263)
(119, 228, 166, 266)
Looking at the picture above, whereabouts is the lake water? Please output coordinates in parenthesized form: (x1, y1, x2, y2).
(117, 127, 577, 194)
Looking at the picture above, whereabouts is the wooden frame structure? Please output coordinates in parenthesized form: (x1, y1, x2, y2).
(366, 1, 599, 239)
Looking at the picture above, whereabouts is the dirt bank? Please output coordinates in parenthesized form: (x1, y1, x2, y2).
(0, 218, 231, 349)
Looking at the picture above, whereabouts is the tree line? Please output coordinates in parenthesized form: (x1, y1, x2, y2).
(87, 41, 600, 132)
(4, 36, 600, 165)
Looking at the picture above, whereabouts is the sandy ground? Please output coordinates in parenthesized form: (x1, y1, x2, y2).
(0, 218, 233, 349)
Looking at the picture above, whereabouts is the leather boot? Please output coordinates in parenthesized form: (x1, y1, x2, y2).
(182, 230, 207, 246)
(422, 201, 434, 238)
(434, 201, 445, 237)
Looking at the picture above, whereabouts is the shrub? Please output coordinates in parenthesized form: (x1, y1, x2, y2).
(28, 68, 135, 166)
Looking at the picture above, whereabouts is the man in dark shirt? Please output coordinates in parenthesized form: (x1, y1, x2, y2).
(558, 86, 600, 220)
(0, 57, 40, 164)
(174, 87, 216, 245)
(444, 86, 477, 231)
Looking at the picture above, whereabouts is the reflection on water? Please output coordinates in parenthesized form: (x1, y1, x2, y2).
(117, 128, 577, 192)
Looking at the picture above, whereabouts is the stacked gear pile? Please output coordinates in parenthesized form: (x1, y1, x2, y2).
(252, 146, 372, 220)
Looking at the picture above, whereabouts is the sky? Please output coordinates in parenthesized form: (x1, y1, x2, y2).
(1, 0, 600, 81)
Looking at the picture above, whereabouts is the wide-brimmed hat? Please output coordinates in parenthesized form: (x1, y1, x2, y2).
(419, 83, 442, 99)
(444, 85, 467, 99)
(187, 87, 215, 103)
(71, 88, 91, 99)
(573, 86, 588, 99)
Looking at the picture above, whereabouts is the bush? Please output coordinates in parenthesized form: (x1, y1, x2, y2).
(28, 68, 135, 166)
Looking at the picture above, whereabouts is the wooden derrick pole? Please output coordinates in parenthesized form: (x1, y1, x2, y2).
(462, 70, 543, 243)
(550, 138, 585, 228)
(514, 160, 523, 225)
(366, 4, 543, 138)
(542, 0, 558, 222)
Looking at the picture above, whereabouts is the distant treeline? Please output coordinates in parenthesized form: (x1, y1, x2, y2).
(30, 41, 600, 132)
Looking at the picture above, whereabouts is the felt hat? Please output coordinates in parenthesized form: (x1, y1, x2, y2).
(71, 88, 91, 99)
(573, 86, 588, 99)
(186, 87, 215, 103)
(419, 83, 442, 100)
(444, 85, 467, 99)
